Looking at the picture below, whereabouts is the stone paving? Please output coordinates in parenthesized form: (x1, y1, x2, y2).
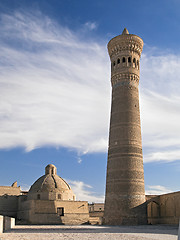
(0, 225, 178, 240)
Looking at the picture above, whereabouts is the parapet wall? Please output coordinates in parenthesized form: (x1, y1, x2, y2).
(147, 191, 180, 225)
(0, 186, 21, 196)
(0, 186, 21, 217)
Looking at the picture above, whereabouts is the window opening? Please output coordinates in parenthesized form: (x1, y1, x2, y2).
(57, 207, 64, 216)
(4, 194, 8, 199)
(133, 58, 136, 67)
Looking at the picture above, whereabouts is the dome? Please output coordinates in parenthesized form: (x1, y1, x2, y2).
(28, 164, 75, 201)
(45, 164, 57, 175)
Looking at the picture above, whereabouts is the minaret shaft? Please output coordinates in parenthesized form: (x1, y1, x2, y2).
(104, 29, 147, 225)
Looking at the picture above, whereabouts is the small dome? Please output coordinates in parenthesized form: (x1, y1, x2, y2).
(45, 164, 57, 175)
(28, 164, 75, 201)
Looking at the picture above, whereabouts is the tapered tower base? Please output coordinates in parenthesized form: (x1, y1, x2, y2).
(104, 199, 147, 225)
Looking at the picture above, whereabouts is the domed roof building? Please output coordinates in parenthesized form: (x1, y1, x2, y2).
(28, 164, 75, 201)
(16, 164, 89, 225)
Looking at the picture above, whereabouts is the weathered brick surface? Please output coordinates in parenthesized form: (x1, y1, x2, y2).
(104, 28, 146, 225)
(147, 191, 180, 225)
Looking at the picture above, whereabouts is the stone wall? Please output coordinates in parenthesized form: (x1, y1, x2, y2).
(89, 203, 104, 213)
(89, 203, 104, 218)
(147, 191, 180, 225)
(18, 199, 89, 225)
(0, 195, 18, 217)
(17, 197, 33, 222)
(28, 188, 75, 201)
(88, 193, 180, 226)
(0, 186, 21, 217)
(56, 200, 89, 225)
(0, 186, 21, 196)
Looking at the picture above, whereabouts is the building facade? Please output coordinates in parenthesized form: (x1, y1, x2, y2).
(0, 164, 89, 225)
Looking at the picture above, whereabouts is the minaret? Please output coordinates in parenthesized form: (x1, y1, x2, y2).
(104, 28, 147, 225)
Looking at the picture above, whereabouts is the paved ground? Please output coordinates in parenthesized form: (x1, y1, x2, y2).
(0, 225, 178, 240)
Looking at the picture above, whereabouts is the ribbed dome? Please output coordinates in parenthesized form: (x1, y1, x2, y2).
(29, 174, 71, 193)
(28, 164, 75, 201)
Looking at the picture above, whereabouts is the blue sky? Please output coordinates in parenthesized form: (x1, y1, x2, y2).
(0, 0, 180, 202)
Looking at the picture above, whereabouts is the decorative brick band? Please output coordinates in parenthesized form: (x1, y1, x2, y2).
(108, 35, 143, 57)
(111, 73, 139, 88)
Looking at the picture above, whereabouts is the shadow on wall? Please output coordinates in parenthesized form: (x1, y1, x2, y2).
(146, 191, 180, 225)
(0, 195, 18, 218)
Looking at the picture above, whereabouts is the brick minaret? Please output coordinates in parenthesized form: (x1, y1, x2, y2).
(104, 28, 147, 225)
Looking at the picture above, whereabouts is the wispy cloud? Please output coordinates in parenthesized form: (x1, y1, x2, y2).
(77, 157, 82, 164)
(84, 22, 97, 31)
(145, 185, 173, 195)
(67, 179, 104, 203)
(144, 149, 180, 163)
(20, 183, 30, 192)
(140, 51, 180, 162)
(0, 11, 110, 153)
(1, 10, 180, 163)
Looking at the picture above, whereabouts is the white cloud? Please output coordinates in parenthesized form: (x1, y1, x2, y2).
(145, 185, 172, 195)
(140, 51, 180, 162)
(144, 149, 180, 163)
(0, 11, 110, 153)
(67, 180, 104, 203)
(19, 183, 30, 192)
(77, 157, 82, 164)
(84, 22, 97, 30)
(1, 10, 180, 163)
